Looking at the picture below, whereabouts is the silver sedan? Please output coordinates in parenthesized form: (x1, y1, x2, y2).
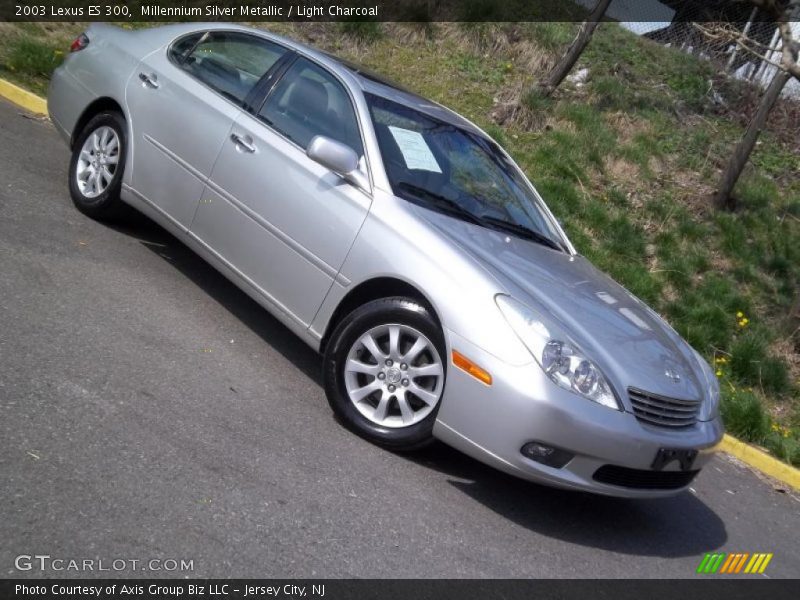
(47, 23, 723, 497)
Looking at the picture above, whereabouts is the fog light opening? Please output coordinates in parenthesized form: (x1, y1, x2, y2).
(520, 442, 574, 469)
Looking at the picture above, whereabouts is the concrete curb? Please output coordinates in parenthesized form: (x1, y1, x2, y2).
(718, 434, 799, 491)
(0, 78, 47, 115)
(1, 76, 798, 493)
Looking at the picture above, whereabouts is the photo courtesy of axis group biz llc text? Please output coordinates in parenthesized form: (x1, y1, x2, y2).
(0, 0, 799, 599)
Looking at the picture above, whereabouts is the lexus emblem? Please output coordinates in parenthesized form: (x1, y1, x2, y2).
(664, 368, 682, 383)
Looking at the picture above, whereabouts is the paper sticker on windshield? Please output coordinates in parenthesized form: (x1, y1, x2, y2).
(388, 126, 442, 173)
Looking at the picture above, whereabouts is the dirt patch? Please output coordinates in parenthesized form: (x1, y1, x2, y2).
(490, 81, 542, 128)
(605, 112, 653, 145)
(606, 157, 640, 185)
(771, 337, 800, 390)
(440, 23, 554, 75)
(708, 250, 734, 273)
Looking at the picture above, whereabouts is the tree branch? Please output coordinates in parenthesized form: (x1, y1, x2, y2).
(696, 1, 800, 81)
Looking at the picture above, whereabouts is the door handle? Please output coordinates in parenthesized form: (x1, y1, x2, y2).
(230, 133, 256, 153)
(138, 72, 159, 89)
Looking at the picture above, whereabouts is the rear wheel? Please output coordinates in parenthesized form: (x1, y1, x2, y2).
(68, 111, 127, 220)
(323, 297, 446, 450)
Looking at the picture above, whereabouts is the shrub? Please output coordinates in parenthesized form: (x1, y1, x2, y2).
(5, 38, 63, 78)
(721, 388, 770, 443)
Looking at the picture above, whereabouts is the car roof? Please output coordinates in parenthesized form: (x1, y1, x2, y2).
(247, 25, 486, 136)
(141, 23, 486, 137)
(350, 72, 485, 136)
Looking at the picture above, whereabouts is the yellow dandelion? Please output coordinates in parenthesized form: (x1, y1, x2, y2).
(736, 311, 744, 318)
(715, 370, 723, 377)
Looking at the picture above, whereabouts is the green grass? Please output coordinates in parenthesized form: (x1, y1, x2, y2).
(722, 388, 771, 441)
(3, 20, 798, 465)
(337, 21, 383, 43)
(0, 35, 65, 94)
(526, 22, 577, 52)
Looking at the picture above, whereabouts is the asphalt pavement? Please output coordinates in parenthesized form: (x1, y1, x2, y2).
(1, 97, 798, 579)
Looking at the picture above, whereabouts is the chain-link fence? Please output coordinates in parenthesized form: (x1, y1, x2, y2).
(594, 0, 800, 98)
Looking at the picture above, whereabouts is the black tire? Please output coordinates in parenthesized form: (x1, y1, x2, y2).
(323, 297, 446, 451)
(68, 111, 128, 221)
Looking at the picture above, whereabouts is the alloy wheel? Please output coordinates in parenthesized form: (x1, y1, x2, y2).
(344, 323, 444, 428)
(75, 125, 120, 198)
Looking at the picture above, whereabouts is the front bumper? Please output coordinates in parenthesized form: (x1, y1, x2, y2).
(433, 330, 724, 498)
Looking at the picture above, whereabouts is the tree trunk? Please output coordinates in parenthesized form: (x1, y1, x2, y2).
(713, 69, 791, 210)
(538, 0, 612, 96)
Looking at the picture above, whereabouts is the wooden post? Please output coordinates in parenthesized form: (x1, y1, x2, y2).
(713, 69, 791, 210)
(538, 0, 612, 96)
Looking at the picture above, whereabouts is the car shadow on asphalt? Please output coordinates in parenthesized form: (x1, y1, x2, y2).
(109, 211, 727, 559)
(107, 211, 323, 386)
(410, 442, 728, 558)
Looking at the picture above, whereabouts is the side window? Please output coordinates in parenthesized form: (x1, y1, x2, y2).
(258, 57, 363, 155)
(171, 32, 287, 106)
(169, 33, 201, 62)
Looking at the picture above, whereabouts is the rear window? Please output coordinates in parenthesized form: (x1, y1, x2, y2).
(171, 32, 287, 106)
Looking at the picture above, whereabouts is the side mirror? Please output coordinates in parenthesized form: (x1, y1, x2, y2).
(307, 135, 370, 193)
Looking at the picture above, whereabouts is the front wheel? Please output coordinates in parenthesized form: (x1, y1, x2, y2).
(68, 111, 127, 220)
(323, 297, 446, 450)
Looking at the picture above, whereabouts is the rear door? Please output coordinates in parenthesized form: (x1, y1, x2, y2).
(126, 30, 289, 229)
(190, 56, 372, 326)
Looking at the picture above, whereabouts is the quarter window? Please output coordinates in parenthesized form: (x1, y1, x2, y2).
(259, 57, 363, 155)
(172, 32, 287, 106)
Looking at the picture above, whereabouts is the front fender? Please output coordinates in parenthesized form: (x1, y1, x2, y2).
(310, 192, 532, 367)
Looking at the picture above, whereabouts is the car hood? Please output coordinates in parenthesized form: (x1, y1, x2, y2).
(422, 210, 706, 405)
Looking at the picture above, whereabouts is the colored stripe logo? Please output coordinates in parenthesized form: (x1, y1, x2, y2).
(696, 552, 773, 574)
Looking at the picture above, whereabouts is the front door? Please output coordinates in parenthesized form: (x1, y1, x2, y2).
(190, 56, 372, 326)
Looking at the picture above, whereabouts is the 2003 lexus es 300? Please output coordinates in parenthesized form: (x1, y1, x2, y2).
(48, 23, 724, 497)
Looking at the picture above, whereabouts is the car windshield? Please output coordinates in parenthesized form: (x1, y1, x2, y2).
(366, 93, 566, 252)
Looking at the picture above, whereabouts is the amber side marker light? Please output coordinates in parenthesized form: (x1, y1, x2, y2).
(452, 350, 493, 385)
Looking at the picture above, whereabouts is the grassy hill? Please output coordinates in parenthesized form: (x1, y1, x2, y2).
(2, 21, 798, 465)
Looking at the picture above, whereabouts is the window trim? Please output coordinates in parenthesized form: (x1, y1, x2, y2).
(253, 55, 363, 157)
(166, 29, 373, 194)
(248, 53, 373, 192)
(242, 51, 298, 114)
(166, 30, 292, 111)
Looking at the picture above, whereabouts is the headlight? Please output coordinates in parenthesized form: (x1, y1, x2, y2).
(495, 294, 620, 410)
(693, 349, 720, 421)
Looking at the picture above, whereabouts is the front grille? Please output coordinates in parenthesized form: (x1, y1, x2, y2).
(629, 388, 700, 428)
(593, 465, 699, 490)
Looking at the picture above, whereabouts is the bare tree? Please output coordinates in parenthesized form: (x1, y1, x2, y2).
(704, 0, 800, 209)
(715, 69, 791, 209)
(537, 0, 612, 96)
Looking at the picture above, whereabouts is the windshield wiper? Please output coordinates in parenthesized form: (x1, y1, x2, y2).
(397, 182, 485, 226)
(397, 183, 565, 252)
(478, 216, 564, 252)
